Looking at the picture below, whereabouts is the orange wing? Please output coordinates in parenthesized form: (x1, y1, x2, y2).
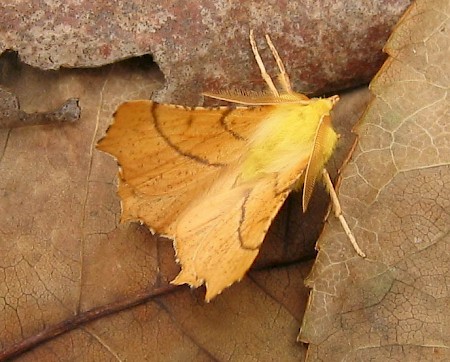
(97, 100, 276, 236)
(172, 155, 308, 301)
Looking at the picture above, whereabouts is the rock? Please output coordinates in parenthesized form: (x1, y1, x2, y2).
(1, 1, 411, 104)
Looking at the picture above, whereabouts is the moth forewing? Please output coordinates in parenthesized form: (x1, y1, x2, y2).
(302, 112, 339, 212)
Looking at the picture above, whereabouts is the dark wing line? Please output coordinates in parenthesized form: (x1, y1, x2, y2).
(151, 102, 225, 168)
(219, 108, 247, 141)
(238, 191, 255, 250)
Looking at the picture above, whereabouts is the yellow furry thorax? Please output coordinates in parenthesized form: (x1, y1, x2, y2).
(239, 98, 338, 183)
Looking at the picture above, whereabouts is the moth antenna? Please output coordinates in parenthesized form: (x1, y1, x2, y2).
(203, 88, 313, 105)
(265, 34, 293, 94)
(322, 169, 366, 258)
(249, 30, 279, 97)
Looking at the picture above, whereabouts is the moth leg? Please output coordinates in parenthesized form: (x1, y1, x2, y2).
(322, 169, 366, 258)
(265, 34, 293, 94)
(249, 30, 280, 97)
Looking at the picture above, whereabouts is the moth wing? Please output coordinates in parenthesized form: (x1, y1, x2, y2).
(172, 158, 308, 301)
(97, 100, 273, 235)
(302, 115, 338, 211)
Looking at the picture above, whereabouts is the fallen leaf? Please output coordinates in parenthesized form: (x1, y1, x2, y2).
(299, 0, 450, 360)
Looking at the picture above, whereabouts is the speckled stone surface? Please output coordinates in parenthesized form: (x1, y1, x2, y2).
(1, 1, 411, 103)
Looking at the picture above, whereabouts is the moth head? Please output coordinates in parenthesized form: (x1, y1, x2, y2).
(310, 95, 340, 118)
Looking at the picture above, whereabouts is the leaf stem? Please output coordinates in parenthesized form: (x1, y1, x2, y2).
(0, 284, 178, 361)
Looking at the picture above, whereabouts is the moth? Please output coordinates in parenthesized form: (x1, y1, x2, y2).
(97, 30, 365, 302)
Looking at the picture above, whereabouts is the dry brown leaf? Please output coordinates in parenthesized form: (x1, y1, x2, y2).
(299, 0, 450, 360)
